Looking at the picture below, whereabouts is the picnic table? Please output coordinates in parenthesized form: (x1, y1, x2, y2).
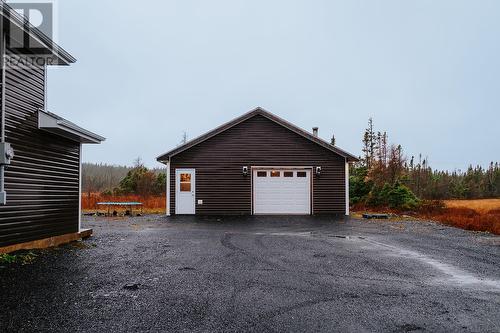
(97, 202, 143, 216)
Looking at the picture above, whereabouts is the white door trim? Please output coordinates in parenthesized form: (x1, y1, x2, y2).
(175, 168, 196, 214)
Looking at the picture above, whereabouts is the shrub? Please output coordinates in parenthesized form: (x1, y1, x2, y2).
(101, 189, 113, 197)
(117, 165, 166, 197)
(387, 183, 419, 209)
(366, 182, 391, 207)
(0, 253, 17, 264)
(365, 182, 419, 210)
(349, 167, 371, 204)
(0, 251, 37, 265)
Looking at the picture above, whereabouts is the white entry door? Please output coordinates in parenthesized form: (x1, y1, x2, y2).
(175, 169, 195, 214)
(253, 169, 311, 215)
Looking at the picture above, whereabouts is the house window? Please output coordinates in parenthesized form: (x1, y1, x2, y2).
(257, 171, 267, 177)
(270, 171, 280, 177)
(297, 171, 307, 177)
(284, 171, 293, 177)
(180, 173, 191, 192)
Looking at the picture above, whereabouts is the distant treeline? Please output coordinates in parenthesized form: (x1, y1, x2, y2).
(403, 162, 500, 200)
(350, 118, 500, 208)
(83, 122, 499, 204)
(82, 163, 131, 196)
(82, 160, 165, 197)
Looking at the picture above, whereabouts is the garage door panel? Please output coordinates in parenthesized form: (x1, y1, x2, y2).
(253, 169, 311, 215)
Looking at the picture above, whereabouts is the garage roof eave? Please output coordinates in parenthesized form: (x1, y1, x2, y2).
(38, 110, 105, 144)
(156, 107, 359, 162)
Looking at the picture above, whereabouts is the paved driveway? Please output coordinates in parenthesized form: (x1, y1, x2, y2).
(1, 215, 499, 332)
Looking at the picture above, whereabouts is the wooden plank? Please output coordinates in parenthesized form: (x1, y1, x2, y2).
(0, 229, 93, 254)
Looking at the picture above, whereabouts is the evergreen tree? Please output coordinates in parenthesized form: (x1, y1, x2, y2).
(351, 117, 499, 208)
(362, 117, 376, 168)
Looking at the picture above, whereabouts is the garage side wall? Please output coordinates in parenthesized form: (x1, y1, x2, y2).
(0, 64, 81, 248)
(170, 115, 346, 215)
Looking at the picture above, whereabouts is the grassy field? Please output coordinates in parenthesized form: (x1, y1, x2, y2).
(420, 199, 500, 235)
(443, 199, 500, 213)
(82, 193, 166, 214)
(352, 198, 500, 235)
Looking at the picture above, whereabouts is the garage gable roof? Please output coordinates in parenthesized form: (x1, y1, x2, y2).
(157, 107, 359, 163)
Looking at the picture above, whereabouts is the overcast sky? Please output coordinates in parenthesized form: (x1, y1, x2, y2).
(45, 0, 499, 170)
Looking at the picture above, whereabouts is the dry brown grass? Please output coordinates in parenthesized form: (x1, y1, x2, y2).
(82, 193, 166, 214)
(352, 199, 500, 235)
(420, 199, 500, 235)
(443, 199, 500, 213)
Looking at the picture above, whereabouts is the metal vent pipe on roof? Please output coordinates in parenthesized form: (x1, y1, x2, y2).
(312, 127, 319, 137)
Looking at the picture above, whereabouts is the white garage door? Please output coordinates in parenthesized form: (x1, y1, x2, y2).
(253, 169, 311, 215)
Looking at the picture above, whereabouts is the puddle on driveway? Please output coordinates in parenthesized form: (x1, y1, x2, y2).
(362, 238, 500, 291)
(254, 231, 313, 238)
(248, 231, 500, 292)
(253, 230, 500, 291)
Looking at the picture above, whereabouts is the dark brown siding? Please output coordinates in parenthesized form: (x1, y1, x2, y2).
(170, 115, 346, 215)
(0, 61, 80, 247)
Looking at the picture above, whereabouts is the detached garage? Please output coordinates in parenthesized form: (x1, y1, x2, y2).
(157, 108, 358, 216)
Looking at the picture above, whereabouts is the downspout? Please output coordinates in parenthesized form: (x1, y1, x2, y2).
(0, 20, 6, 204)
(0, 11, 4, 143)
(0, 14, 14, 205)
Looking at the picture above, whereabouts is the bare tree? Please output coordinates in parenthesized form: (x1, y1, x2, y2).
(178, 131, 188, 146)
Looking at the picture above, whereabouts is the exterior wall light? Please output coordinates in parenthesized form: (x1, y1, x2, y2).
(315, 166, 322, 175)
(242, 166, 248, 176)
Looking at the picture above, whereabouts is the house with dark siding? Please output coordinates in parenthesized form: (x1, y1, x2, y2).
(0, 5, 104, 253)
(157, 108, 358, 216)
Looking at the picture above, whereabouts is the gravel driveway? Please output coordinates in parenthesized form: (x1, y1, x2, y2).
(1, 215, 499, 332)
